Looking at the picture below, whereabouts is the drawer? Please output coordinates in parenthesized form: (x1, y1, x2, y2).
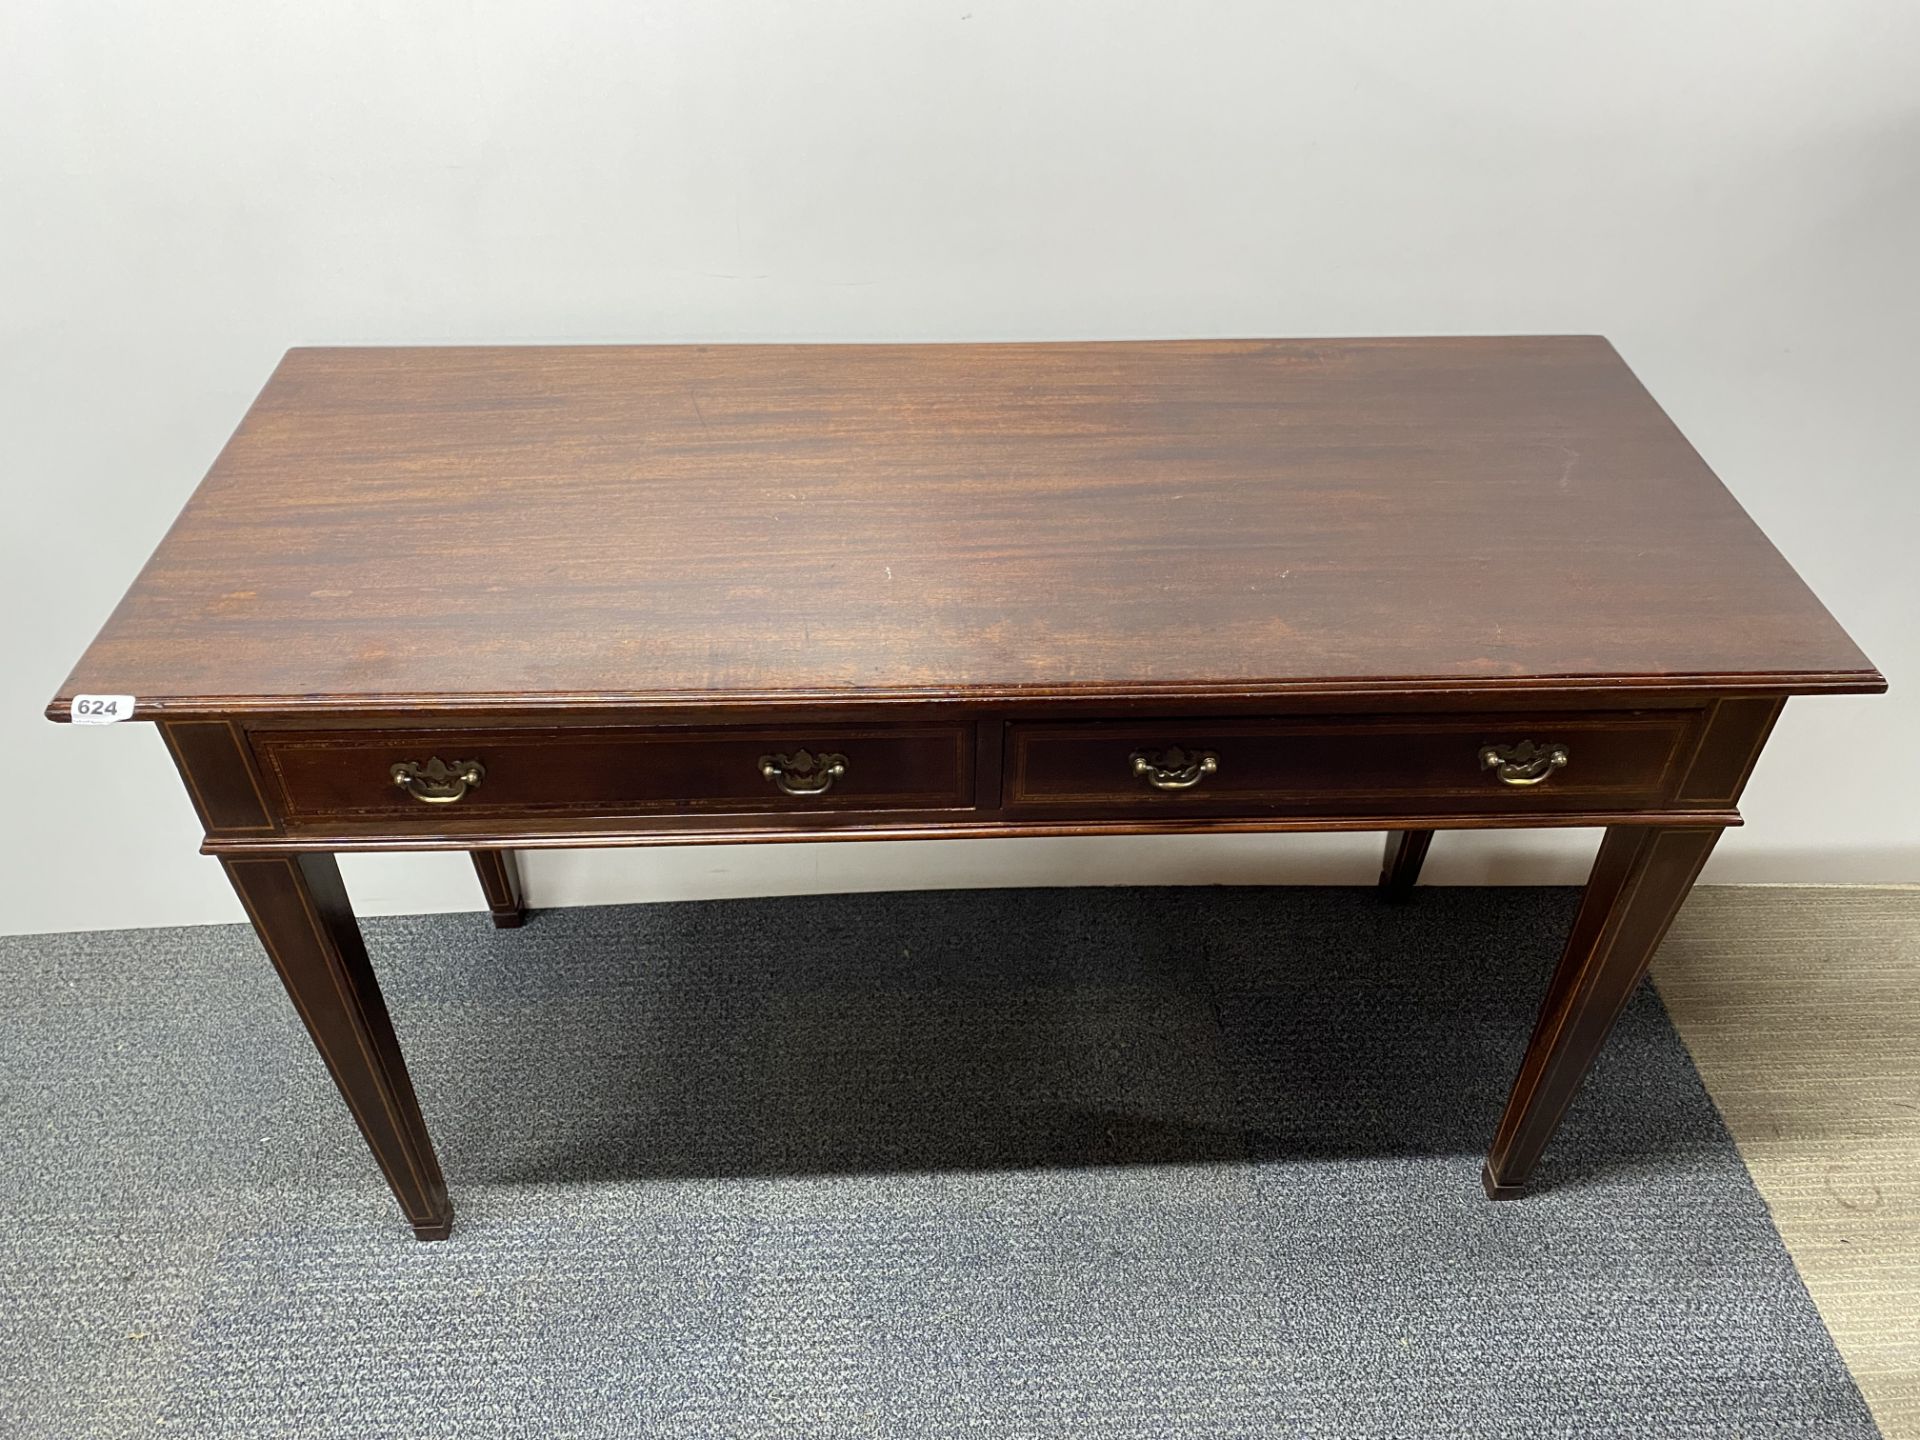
(250, 724, 974, 824)
(1005, 712, 1698, 817)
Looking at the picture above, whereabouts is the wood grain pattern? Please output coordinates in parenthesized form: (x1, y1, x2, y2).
(194, 807, 1748, 855)
(250, 722, 974, 821)
(157, 721, 275, 833)
(50, 340, 1885, 1237)
(1004, 710, 1694, 816)
(1484, 824, 1724, 1196)
(221, 852, 452, 1239)
(49, 339, 1882, 720)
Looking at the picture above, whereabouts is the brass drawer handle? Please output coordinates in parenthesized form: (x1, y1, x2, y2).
(760, 748, 847, 796)
(1479, 741, 1569, 787)
(390, 757, 486, 805)
(1131, 747, 1219, 791)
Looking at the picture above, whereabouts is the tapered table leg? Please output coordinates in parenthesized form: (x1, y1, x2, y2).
(470, 848, 527, 929)
(1483, 824, 1722, 1198)
(222, 852, 454, 1240)
(1379, 829, 1434, 901)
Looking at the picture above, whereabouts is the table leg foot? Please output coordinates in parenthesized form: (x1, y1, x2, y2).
(1481, 1160, 1525, 1200)
(223, 851, 455, 1240)
(470, 848, 527, 929)
(1481, 824, 1722, 1196)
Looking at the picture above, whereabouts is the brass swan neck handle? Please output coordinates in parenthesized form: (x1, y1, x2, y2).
(391, 757, 486, 804)
(1130, 747, 1219, 791)
(1479, 741, 1569, 787)
(760, 749, 848, 796)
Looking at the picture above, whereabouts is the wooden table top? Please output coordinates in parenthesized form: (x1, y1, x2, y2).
(52, 338, 1881, 719)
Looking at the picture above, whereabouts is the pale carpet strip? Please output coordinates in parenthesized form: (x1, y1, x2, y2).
(1656, 886, 1920, 1439)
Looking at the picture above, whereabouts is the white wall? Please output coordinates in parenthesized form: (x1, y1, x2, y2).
(3, 1, 1915, 936)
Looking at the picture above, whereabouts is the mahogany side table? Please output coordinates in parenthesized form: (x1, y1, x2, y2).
(49, 338, 1883, 1239)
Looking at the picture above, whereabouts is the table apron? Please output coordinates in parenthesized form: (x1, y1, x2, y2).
(162, 698, 1782, 853)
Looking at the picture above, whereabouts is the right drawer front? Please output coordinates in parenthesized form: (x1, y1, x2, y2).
(1005, 712, 1698, 816)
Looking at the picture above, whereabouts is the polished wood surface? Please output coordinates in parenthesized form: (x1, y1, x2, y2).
(1484, 824, 1724, 1197)
(252, 722, 974, 822)
(1004, 710, 1693, 817)
(221, 853, 452, 1239)
(50, 338, 1879, 721)
(45, 340, 1882, 1239)
(1379, 830, 1434, 900)
(469, 849, 526, 930)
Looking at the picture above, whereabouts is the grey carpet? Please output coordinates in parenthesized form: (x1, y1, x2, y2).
(0, 886, 1879, 1439)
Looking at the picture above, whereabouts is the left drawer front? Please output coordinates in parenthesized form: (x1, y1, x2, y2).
(250, 725, 974, 824)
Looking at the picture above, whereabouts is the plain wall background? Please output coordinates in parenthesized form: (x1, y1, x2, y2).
(3, 1, 1915, 937)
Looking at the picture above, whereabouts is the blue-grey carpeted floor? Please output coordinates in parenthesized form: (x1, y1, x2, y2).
(0, 886, 1880, 1438)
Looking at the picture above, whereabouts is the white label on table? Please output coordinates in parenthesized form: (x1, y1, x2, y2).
(70, 695, 135, 724)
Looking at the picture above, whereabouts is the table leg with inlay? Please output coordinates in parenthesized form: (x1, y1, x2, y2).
(1482, 824, 1724, 1197)
(221, 851, 455, 1240)
(1378, 829, 1435, 901)
(469, 848, 527, 929)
